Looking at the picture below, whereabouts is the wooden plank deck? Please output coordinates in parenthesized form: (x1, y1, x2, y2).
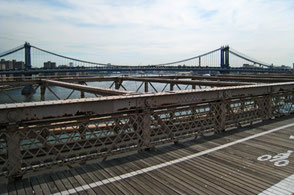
(1, 116, 294, 194)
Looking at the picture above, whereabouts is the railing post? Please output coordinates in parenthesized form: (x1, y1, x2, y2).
(219, 101, 227, 131)
(80, 91, 85, 98)
(144, 81, 148, 92)
(141, 109, 151, 149)
(266, 95, 273, 119)
(79, 82, 85, 98)
(258, 94, 273, 120)
(7, 124, 22, 178)
(212, 101, 227, 133)
(135, 100, 152, 151)
(170, 83, 174, 91)
(192, 78, 196, 89)
(212, 92, 227, 133)
(40, 83, 46, 101)
(115, 79, 121, 90)
(129, 109, 152, 151)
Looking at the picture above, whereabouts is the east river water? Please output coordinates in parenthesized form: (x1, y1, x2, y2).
(0, 80, 193, 104)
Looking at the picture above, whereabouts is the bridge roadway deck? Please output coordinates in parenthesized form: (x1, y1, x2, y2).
(1, 116, 294, 194)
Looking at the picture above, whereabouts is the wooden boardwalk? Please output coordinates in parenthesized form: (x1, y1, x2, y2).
(1, 116, 294, 195)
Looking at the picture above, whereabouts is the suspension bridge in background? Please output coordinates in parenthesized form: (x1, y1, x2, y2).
(0, 42, 292, 75)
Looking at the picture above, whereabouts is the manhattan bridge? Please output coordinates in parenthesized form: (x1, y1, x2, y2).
(0, 42, 291, 74)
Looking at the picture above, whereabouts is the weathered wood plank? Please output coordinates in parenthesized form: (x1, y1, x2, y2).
(0, 182, 8, 195)
(42, 174, 60, 194)
(155, 145, 259, 194)
(7, 182, 17, 195)
(94, 162, 150, 195)
(14, 180, 26, 195)
(74, 166, 106, 194)
(21, 178, 34, 195)
(31, 176, 47, 195)
(62, 169, 88, 195)
(81, 164, 114, 194)
(96, 161, 139, 195)
(68, 168, 96, 194)
(105, 157, 178, 194)
(129, 152, 211, 194)
(55, 171, 78, 195)
(50, 172, 68, 194)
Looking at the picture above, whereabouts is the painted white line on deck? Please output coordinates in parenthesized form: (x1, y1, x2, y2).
(258, 174, 294, 195)
(53, 122, 294, 195)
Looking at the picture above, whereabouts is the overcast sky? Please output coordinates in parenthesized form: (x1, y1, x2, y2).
(0, 0, 293, 66)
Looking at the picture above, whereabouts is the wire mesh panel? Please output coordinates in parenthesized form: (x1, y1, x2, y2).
(0, 113, 143, 177)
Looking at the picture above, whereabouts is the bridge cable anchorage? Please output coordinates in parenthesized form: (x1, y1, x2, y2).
(229, 48, 272, 67)
(0, 44, 25, 58)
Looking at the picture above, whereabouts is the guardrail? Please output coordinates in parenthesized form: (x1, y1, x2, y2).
(0, 82, 294, 178)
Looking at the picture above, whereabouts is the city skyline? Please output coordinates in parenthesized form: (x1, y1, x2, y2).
(0, 0, 294, 66)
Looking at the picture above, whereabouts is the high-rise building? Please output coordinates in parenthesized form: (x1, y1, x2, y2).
(44, 61, 56, 69)
(12, 60, 25, 70)
(0, 62, 5, 70)
(0, 59, 25, 70)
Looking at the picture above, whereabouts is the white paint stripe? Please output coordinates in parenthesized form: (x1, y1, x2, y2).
(269, 185, 293, 195)
(61, 191, 70, 195)
(258, 174, 294, 195)
(53, 122, 294, 195)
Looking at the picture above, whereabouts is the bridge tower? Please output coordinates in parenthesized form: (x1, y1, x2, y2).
(24, 42, 31, 69)
(220, 46, 230, 69)
(23, 42, 35, 95)
(220, 46, 230, 73)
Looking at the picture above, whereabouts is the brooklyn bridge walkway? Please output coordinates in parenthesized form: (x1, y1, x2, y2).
(1, 116, 294, 195)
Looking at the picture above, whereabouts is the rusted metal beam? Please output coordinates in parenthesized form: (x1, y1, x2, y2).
(1, 82, 294, 124)
(41, 79, 134, 96)
(0, 80, 41, 85)
(166, 75, 294, 83)
(122, 76, 254, 86)
(0, 75, 258, 87)
(0, 76, 117, 86)
(2, 74, 293, 88)
(59, 76, 118, 83)
(219, 73, 294, 79)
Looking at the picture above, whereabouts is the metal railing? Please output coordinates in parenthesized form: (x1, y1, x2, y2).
(0, 82, 294, 178)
